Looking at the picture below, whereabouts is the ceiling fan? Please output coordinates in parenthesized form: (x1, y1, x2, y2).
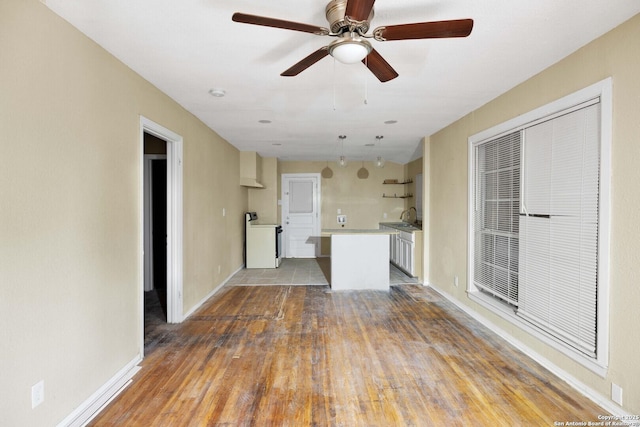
(232, 0, 473, 82)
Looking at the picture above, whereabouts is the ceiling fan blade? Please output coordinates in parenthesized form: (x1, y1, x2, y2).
(362, 49, 398, 82)
(232, 13, 329, 35)
(375, 19, 473, 41)
(345, 0, 376, 22)
(281, 47, 330, 76)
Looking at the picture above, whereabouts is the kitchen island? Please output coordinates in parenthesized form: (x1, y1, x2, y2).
(322, 229, 398, 291)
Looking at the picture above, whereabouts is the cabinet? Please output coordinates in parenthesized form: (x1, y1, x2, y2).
(396, 230, 415, 275)
(399, 236, 413, 274)
(379, 224, 423, 278)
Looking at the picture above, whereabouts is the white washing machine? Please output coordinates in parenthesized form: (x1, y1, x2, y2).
(245, 212, 282, 268)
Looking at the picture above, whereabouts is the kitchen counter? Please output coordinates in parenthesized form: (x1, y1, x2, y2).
(323, 229, 393, 291)
(379, 222, 422, 231)
(322, 228, 398, 235)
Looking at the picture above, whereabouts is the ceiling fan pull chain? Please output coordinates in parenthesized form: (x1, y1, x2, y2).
(333, 58, 337, 110)
(364, 56, 368, 105)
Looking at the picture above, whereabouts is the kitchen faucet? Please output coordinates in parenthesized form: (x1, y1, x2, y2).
(400, 206, 417, 222)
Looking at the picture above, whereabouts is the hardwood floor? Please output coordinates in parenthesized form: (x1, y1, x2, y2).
(92, 285, 607, 426)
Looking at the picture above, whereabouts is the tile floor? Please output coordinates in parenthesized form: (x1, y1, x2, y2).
(225, 257, 421, 286)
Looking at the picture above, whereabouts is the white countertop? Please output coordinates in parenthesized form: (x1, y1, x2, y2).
(322, 229, 398, 236)
(379, 222, 422, 232)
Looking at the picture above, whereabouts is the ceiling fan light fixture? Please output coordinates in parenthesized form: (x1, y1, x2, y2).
(328, 34, 372, 64)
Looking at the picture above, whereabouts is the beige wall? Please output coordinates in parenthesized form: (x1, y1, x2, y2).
(0, 1, 246, 425)
(279, 160, 409, 255)
(404, 157, 423, 213)
(279, 160, 409, 227)
(248, 157, 278, 224)
(427, 13, 640, 413)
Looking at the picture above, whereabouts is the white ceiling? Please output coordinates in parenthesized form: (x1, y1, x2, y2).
(45, 0, 640, 164)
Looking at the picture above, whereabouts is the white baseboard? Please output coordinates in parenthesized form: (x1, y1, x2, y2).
(426, 281, 630, 418)
(182, 265, 243, 320)
(57, 355, 142, 427)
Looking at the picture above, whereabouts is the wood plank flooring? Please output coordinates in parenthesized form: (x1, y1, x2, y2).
(91, 285, 607, 426)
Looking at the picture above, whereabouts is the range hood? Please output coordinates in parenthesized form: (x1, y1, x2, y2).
(240, 177, 264, 188)
(240, 151, 264, 188)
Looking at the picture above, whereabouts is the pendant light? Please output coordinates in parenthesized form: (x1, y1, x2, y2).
(337, 135, 348, 167)
(375, 135, 385, 168)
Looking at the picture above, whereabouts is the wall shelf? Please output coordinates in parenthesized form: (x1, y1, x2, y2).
(382, 194, 413, 199)
(383, 178, 412, 198)
(383, 179, 413, 184)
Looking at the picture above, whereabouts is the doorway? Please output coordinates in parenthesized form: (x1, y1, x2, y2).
(140, 117, 183, 356)
(281, 173, 321, 258)
(144, 133, 168, 325)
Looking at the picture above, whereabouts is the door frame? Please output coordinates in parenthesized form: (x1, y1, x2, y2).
(281, 173, 321, 258)
(140, 117, 184, 353)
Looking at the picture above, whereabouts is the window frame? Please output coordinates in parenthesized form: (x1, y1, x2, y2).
(466, 78, 612, 376)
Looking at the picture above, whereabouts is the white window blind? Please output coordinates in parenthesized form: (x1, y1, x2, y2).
(289, 181, 314, 213)
(518, 102, 600, 357)
(473, 131, 520, 306)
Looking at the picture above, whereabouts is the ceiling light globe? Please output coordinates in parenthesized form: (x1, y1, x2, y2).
(331, 42, 369, 64)
(329, 34, 372, 64)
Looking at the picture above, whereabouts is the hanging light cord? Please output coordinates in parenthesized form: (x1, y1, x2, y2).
(333, 58, 337, 111)
(364, 56, 368, 105)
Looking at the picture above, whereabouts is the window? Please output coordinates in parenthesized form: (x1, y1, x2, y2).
(518, 102, 600, 357)
(473, 131, 520, 306)
(467, 79, 611, 374)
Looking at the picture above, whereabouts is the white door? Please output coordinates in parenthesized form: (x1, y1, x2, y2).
(282, 174, 320, 258)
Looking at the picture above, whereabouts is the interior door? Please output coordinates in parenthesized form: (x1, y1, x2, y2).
(282, 174, 320, 258)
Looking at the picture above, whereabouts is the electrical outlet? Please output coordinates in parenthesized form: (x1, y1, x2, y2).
(337, 215, 346, 224)
(32, 380, 44, 408)
(222, 208, 226, 217)
(454, 276, 459, 287)
(612, 383, 623, 405)
(383, 212, 388, 219)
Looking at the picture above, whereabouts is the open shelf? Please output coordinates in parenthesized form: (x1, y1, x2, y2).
(383, 179, 413, 184)
(382, 194, 413, 198)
